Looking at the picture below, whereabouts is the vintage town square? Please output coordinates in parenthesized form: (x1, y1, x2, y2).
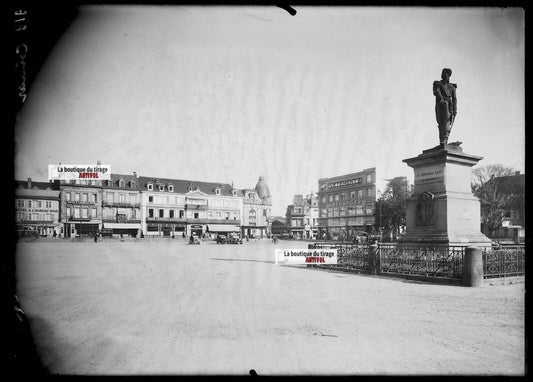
(9, 5, 524, 377)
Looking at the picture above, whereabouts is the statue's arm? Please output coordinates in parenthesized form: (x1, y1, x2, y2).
(433, 81, 444, 101)
(451, 84, 457, 115)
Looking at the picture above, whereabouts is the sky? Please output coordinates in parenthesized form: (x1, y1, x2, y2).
(14, 6, 525, 216)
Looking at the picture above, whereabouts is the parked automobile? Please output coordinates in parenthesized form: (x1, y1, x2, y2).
(189, 235, 201, 245)
(227, 233, 243, 244)
(216, 234, 227, 244)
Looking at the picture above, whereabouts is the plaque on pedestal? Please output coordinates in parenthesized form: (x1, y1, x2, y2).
(398, 142, 492, 248)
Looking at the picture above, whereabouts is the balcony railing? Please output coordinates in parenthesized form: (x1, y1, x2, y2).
(145, 217, 241, 225)
(102, 218, 142, 223)
(102, 201, 140, 208)
(66, 200, 98, 205)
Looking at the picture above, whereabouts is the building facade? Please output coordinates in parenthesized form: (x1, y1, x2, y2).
(240, 177, 272, 238)
(15, 178, 61, 237)
(138, 177, 243, 237)
(101, 173, 142, 237)
(60, 179, 103, 237)
(317, 167, 376, 241)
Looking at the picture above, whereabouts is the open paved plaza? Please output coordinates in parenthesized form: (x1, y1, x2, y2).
(15, 239, 524, 375)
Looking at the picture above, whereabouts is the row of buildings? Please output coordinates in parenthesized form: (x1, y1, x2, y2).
(276, 167, 378, 241)
(14, 173, 273, 239)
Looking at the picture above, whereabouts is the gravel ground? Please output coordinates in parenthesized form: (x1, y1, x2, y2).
(15, 239, 525, 375)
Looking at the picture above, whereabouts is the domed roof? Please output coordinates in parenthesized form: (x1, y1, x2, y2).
(255, 176, 271, 199)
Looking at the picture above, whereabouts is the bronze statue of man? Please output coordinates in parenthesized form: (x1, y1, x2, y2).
(433, 68, 457, 145)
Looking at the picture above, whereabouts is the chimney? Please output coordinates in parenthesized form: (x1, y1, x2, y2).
(27, 178, 32, 189)
(133, 171, 137, 178)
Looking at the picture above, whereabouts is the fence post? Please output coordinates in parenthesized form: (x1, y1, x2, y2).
(462, 246, 483, 287)
(368, 244, 379, 275)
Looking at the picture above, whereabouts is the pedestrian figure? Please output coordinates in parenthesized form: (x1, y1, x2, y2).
(94, 233, 98, 242)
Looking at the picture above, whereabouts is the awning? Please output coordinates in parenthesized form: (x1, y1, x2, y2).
(103, 223, 141, 230)
(207, 224, 240, 232)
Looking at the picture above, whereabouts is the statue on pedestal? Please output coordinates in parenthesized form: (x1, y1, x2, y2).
(433, 68, 457, 145)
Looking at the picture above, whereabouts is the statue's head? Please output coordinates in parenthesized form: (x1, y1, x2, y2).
(441, 68, 452, 80)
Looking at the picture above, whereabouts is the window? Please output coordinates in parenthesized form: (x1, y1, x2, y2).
(132, 209, 137, 219)
(147, 183, 153, 191)
(159, 209, 164, 218)
(170, 210, 175, 218)
(357, 190, 363, 199)
(130, 180, 136, 189)
(17, 200, 24, 207)
(36, 201, 42, 208)
(28, 200, 32, 207)
(92, 194, 97, 203)
(66, 207, 71, 217)
(148, 208, 154, 218)
(350, 191, 356, 199)
(335, 194, 339, 202)
(81, 193, 87, 202)
(366, 174, 372, 183)
(168, 185, 174, 192)
(225, 212, 229, 220)
(194, 212, 199, 219)
(82, 208, 88, 218)
(149, 196, 153, 203)
(91, 208, 97, 218)
(232, 190, 237, 196)
(119, 194, 125, 203)
(208, 211, 213, 219)
(367, 188, 374, 197)
(321, 196, 326, 203)
(233, 212, 238, 220)
(66, 193, 71, 202)
(74, 208, 80, 218)
(179, 210, 184, 218)
(215, 189, 220, 195)
(159, 185, 164, 191)
(74, 193, 80, 202)
(329, 195, 333, 202)
(45, 201, 52, 209)
(119, 179, 125, 188)
(263, 209, 267, 217)
(341, 193, 346, 201)
(130, 194, 136, 204)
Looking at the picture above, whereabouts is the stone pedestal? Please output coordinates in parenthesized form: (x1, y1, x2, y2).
(398, 143, 492, 248)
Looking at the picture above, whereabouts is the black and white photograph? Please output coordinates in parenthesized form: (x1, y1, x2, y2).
(7, 3, 525, 376)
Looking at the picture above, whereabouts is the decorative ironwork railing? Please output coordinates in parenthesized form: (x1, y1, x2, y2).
(311, 242, 369, 272)
(482, 246, 525, 278)
(378, 245, 466, 279)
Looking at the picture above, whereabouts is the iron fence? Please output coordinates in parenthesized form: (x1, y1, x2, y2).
(311, 242, 369, 272)
(482, 246, 525, 278)
(378, 244, 466, 279)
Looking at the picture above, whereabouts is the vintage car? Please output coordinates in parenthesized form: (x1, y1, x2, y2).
(216, 234, 227, 244)
(227, 233, 243, 244)
(189, 235, 201, 245)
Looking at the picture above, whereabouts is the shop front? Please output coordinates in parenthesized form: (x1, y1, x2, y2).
(102, 222, 141, 237)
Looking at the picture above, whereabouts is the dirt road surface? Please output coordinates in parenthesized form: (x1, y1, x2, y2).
(15, 239, 524, 375)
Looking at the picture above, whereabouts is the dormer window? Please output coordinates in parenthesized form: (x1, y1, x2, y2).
(159, 185, 164, 192)
(232, 190, 238, 197)
(119, 179, 125, 188)
(130, 180, 136, 189)
(147, 183, 153, 191)
(168, 184, 174, 192)
(215, 188, 221, 196)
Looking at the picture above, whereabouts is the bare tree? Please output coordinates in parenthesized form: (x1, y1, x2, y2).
(471, 164, 522, 237)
